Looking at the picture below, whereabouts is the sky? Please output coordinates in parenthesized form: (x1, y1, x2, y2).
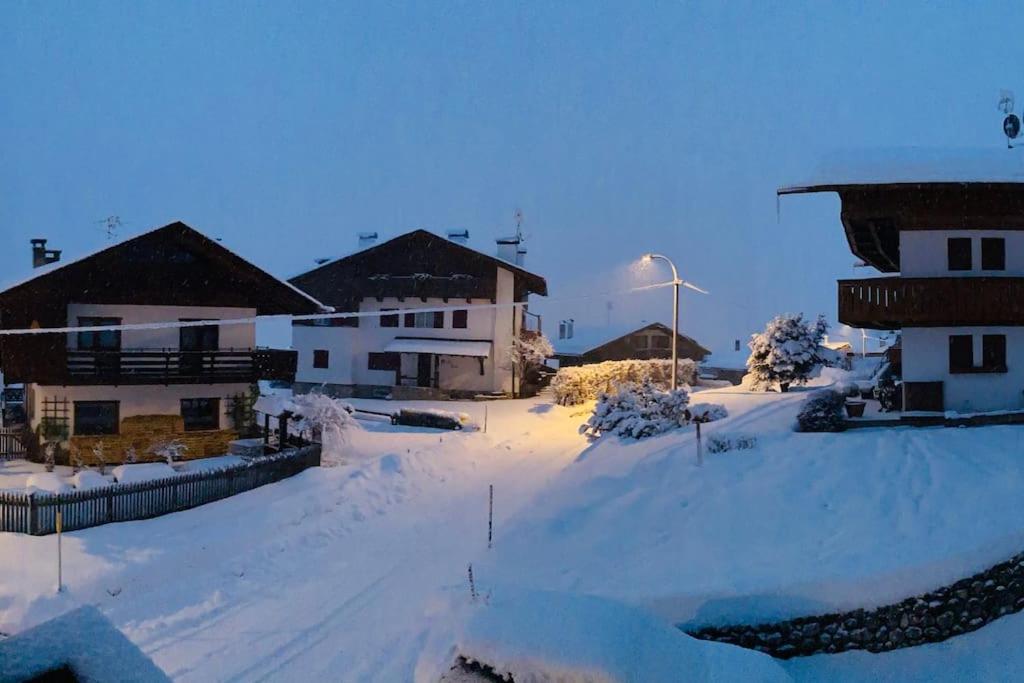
(2, 1, 1022, 356)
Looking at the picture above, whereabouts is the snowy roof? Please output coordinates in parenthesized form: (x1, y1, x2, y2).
(552, 321, 704, 357)
(384, 337, 491, 357)
(779, 147, 1024, 194)
(0, 606, 171, 682)
(0, 221, 330, 313)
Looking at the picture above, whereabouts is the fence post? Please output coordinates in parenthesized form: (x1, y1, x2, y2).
(27, 492, 37, 535)
(106, 488, 114, 522)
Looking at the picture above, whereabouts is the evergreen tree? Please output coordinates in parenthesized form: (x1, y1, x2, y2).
(746, 313, 828, 391)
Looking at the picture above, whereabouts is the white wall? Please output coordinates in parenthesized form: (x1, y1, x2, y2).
(66, 304, 257, 350)
(902, 326, 1024, 413)
(29, 382, 251, 433)
(293, 265, 520, 393)
(900, 230, 1024, 277)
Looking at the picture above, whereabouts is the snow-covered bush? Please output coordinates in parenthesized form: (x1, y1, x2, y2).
(581, 380, 690, 439)
(149, 439, 188, 466)
(877, 377, 901, 412)
(507, 332, 555, 397)
(688, 403, 728, 423)
(553, 359, 699, 406)
(123, 445, 138, 465)
(706, 432, 757, 454)
(289, 392, 359, 442)
(91, 441, 108, 475)
(795, 389, 847, 433)
(747, 313, 828, 392)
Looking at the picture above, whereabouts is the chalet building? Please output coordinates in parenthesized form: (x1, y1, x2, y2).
(289, 229, 548, 399)
(0, 221, 326, 463)
(781, 150, 1024, 413)
(552, 321, 709, 367)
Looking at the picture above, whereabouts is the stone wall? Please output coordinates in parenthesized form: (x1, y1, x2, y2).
(69, 414, 236, 465)
(686, 551, 1024, 658)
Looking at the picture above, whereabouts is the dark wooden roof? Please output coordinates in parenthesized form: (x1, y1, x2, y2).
(289, 229, 548, 308)
(557, 322, 710, 360)
(780, 182, 1024, 272)
(0, 221, 326, 325)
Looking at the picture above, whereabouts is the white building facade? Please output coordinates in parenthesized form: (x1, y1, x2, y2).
(289, 230, 547, 399)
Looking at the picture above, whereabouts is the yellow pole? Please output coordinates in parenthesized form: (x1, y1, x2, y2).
(56, 509, 63, 593)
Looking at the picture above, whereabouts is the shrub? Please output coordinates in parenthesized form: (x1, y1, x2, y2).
(552, 358, 699, 406)
(796, 389, 847, 432)
(581, 380, 691, 439)
(688, 403, 728, 423)
(706, 432, 757, 454)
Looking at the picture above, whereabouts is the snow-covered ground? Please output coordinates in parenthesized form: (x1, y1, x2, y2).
(0, 455, 244, 492)
(4, 382, 1024, 681)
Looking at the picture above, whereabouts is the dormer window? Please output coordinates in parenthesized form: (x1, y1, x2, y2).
(982, 238, 1006, 271)
(947, 238, 972, 271)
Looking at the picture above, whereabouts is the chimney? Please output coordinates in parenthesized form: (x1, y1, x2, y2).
(31, 239, 61, 269)
(496, 236, 519, 264)
(358, 231, 378, 250)
(447, 229, 470, 245)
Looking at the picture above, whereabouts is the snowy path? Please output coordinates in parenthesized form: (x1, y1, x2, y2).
(0, 396, 586, 681)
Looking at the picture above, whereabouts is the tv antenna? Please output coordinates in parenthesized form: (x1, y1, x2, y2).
(95, 215, 124, 241)
(999, 90, 1021, 148)
(513, 208, 524, 242)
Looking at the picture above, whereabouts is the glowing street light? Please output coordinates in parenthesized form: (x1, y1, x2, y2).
(640, 253, 709, 390)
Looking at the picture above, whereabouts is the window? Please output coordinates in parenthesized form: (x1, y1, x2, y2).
(181, 398, 220, 431)
(982, 238, 1006, 270)
(983, 334, 1007, 371)
(368, 352, 400, 371)
(633, 335, 649, 349)
(452, 309, 468, 329)
(947, 238, 972, 271)
(73, 401, 119, 436)
(651, 336, 670, 349)
(949, 335, 974, 373)
(335, 315, 359, 328)
(77, 317, 121, 350)
(313, 349, 329, 369)
(405, 311, 444, 328)
(380, 309, 399, 327)
(179, 320, 219, 351)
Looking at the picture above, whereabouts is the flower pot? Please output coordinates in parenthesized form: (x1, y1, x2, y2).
(845, 401, 866, 418)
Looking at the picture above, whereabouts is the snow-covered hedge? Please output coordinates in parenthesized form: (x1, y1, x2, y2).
(706, 432, 757, 454)
(688, 403, 728, 423)
(581, 380, 691, 439)
(552, 359, 698, 406)
(795, 389, 847, 433)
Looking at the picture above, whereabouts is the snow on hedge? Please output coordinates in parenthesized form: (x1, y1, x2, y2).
(416, 589, 790, 683)
(552, 358, 698, 406)
(581, 380, 692, 439)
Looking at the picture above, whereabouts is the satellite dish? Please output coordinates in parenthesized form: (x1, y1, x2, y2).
(1005, 114, 1021, 140)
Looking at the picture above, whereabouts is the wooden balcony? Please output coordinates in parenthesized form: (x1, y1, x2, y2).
(838, 276, 1024, 329)
(3, 348, 298, 386)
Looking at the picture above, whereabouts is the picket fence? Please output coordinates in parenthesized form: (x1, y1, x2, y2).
(0, 444, 321, 535)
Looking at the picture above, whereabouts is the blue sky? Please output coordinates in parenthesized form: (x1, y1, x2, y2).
(1, 1, 1020, 354)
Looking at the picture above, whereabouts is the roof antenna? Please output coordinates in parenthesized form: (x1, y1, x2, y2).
(999, 90, 1020, 149)
(514, 208, 524, 243)
(95, 215, 124, 241)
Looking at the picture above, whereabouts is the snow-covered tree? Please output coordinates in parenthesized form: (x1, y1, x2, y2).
(123, 445, 138, 464)
(150, 439, 188, 467)
(746, 313, 828, 391)
(91, 441, 108, 474)
(507, 332, 554, 398)
(288, 392, 359, 466)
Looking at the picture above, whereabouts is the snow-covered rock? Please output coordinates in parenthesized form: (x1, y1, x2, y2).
(71, 470, 110, 490)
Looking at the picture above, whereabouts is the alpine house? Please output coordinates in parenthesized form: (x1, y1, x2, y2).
(288, 229, 548, 399)
(0, 221, 327, 463)
(782, 148, 1024, 413)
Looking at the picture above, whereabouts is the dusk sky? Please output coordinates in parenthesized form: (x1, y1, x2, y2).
(2, 1, 1020, 356)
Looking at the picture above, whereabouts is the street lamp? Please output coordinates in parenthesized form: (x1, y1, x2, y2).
(640, 253, 709, 390)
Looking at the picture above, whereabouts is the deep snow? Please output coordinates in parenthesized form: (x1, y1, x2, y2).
(4, 385, 1024, 680)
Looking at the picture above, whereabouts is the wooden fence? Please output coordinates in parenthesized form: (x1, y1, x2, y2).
(0, 444, 320, 535)
(0, 427, 26, 460)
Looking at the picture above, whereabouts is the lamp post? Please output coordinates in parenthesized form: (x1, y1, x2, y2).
(641, 253, 707, 390)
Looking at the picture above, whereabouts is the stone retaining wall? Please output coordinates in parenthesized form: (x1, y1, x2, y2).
(686, 551, 1024, 658)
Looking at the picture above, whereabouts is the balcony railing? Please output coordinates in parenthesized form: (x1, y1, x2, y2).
(838, 276, 1024, 329)
(60, 348, 297, 385)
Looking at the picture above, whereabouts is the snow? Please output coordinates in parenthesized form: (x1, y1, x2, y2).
(24, 472, 72, 494)
(779, 147, 1024, 193)
(70, 469, 110, 490)
(384, 338, 492, 357)
(415, 588, 790, 683)
(2, 388, 1024, 680)
(112, 463, 179, 484)
(0, 606, 170, 683)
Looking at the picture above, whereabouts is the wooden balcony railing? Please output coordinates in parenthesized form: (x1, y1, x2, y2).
(838, 276, 1024, 329)
(59, 348, 297, 385)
